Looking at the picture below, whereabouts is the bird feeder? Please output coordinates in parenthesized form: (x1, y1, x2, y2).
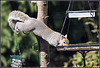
(10, 55, 24, 67)
(66, 10, 96, 18)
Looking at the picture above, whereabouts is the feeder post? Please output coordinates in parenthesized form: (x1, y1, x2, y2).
(79, 51, 89, 67)
(31, 1, 49, 67)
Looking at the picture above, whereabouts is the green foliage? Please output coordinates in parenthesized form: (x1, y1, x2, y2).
(72, 51, 99, 67)
(72, 52, 83, 67)
(18, 1, 37, 13)
(64, 51, 99, 67)
(1, 1, 39, 67)
(86, 51, 99, 67)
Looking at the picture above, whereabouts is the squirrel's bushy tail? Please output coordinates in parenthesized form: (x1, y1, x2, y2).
(8, 10, 30, 32)
(8, 10, 30, 22)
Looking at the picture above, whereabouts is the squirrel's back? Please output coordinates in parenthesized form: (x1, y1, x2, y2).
(8, 10, 69, 47)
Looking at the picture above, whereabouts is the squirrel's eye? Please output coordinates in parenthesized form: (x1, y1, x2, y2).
(64, 42, 65, 44)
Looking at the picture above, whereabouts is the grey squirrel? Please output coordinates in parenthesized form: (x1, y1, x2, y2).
(8, 10, 69, 47)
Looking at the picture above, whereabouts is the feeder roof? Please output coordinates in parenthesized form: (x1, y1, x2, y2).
(10, 55, 24, 59)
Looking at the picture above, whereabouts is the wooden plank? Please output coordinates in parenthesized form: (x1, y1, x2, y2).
(66, 10, 96, 18)
(57, 43, 99, 51)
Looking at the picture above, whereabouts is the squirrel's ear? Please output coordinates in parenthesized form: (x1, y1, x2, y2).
(64, 34, 67, 38)
(61, 35, 64, 40)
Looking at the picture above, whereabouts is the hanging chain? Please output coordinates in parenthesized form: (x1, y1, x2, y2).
(14, 32, 17, 55)
(60, 0, 72, 35)
(60, 16, 68, 34)
(17, 44, 21, 56)
(67, 1, 74, 35)
(14, 32, 21, 56)
(56, 0, 72, 47)
(88, 0, 99, 36)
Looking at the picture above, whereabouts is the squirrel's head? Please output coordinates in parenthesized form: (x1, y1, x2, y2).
(58, 34, 69, 46)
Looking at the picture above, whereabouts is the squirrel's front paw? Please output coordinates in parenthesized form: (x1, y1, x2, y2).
(15, 26, 19, 34)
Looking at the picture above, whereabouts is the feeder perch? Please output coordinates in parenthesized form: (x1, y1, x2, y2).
(66, 10, 96, 18)
(10, 55, 24, 67)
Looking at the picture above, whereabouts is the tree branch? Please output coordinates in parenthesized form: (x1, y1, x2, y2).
(32, 1, 49, 67)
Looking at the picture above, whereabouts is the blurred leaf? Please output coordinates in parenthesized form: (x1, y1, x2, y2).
(1, 47, 6, 53)
(22, 49, 38, 59)
(51, 1, 57, 6)
(85, 21, 98, 29)
(1, 55, 7, 66)
(18, 1, 27, 12)
(11, 44, 16, 53)
(78, 17, 83, 20)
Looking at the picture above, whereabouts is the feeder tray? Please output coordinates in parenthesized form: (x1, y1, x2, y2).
(10, 55, 24, 67)
(66, 10, 96, 18)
